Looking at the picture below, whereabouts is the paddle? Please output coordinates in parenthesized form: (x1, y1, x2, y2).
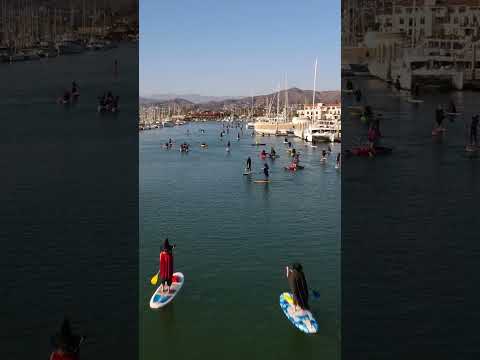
(312, 290, 321, 300)
(150, 271, 159, 286)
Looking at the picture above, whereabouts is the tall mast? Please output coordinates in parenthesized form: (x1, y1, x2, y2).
(313, 58, 318, 120)
(284, 73, 288, 122)
(411, 0, 416, 48)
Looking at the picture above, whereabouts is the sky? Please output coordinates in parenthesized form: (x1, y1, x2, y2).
(140, 0, 340, 97)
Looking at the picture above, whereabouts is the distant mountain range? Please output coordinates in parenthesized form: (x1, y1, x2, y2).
(140, 93, 241, 104)
(141, 88, 340, 111)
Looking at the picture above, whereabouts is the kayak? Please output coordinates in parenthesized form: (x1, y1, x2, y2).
(432, 127, 446, 136)
(407, 98, 424, 103)
(345, 146, 393, 157)
(466, 145, 478, 152)
(200, 144, 208, 148)
(279, 292, 318, 334)
(150, 272, 185, 309)
(251, 143, 266, 146)
(254, 179, 270, 184)
(446, 112, 461, 116)
(285, 165, 304, 171)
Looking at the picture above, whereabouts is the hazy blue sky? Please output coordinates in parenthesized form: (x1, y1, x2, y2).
(140, 0, 340, 97)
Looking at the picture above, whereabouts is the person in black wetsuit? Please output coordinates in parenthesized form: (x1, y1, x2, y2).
(71, 81, 79, 97)
(448, 100, 457, 114)
(435, 105, 444, 128)
(354, 88, 362, 102)
(246, 157, 252, 171)
(346, 79, 353, 91)
(263, 163, 269, 179)
(471, 115, 479, 146)
(286, 263, 309, 311)
(395, 76, 401, 90)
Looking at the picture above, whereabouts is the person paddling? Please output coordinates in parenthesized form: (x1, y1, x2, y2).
(263, 163, 270, 179)
(270, 147, 276, 158)
(50, 318, 83, 360)
(159, 238, 175, 294)
(246, 157, 252, 172)
(435, 105, 445, 129)
(448, 100, 457, 114)
(286, 263, 309, 312)
(471, 114, 479, 146)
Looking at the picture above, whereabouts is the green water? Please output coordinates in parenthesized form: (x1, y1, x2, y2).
(140, 123, 340, 359)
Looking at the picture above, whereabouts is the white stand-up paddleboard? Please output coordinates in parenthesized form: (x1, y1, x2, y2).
(150, 272, 185, 309)
(407, 98, 424, 104)
(279, 292, 318, 334)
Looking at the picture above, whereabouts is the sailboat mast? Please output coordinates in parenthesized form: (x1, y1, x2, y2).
(313, 58, 317, 120)
(284, 73, 288, 122)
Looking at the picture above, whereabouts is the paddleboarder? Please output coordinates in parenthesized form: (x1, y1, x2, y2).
(159, 238, 175, 294)
(246, 157, 252, 172)
(435, 105, 444, 129)
(50, 317, 83, 360)
(286, 263, 309, 312)
(263, 163, 270, 179)
(270, 147, 276, 158)
(471, 114, 479, 146)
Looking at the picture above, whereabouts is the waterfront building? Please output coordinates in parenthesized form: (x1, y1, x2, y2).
(293, 103, 342, 143)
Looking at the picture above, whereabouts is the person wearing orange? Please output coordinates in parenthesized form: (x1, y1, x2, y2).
(159, 238, 175, 294)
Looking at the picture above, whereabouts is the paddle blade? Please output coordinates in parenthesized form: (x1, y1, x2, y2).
(312, 290, 321, 299)
(150, 273, 158, 285)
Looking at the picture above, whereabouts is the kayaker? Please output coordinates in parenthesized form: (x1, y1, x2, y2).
(288, 142, 292, 148)
(159, 238, 175, 294)
(263, 163, 270, 179)
(291, 148, 296, 157)
(50, 318, 83, 360)
(286, 263, 309, 311)
(336, 153, 341, 167)
(435, 105, 444, 128)
(246, 157, 252, 171)
(63, 90, 71, 103)
(471, 114, 479, 146)
(261, 149, 267, 157)
(227, 140, 231, 148)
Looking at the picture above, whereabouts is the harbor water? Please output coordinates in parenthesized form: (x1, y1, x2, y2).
(342, 77, 480, 357)
(0, 44, 138, 358)
(140, 123, 340, 359)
